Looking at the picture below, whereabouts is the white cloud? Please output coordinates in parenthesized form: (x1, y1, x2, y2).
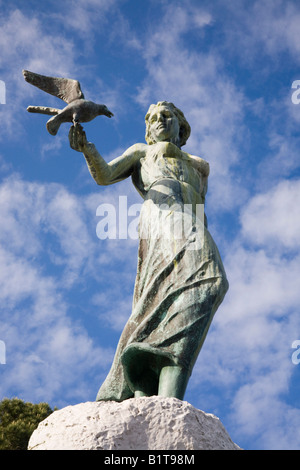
(51, 0, 120, 41)
(132, 3, 248, 212)
(189, 175, 300, 449)
(0, 3, 122, 140)
(0, 174, 122, 405)
(0, 9, 76, 76)
(92, 293, 134, 332)
(232, 375, 300, 449)
(218, 0, 300, 65)
(0, 0, 299, 448)
(0, 8, 76, 140)
(240, 179, 300, 250)
(189, 247, 300, 448)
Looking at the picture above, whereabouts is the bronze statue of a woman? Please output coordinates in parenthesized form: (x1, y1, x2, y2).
(69, 101, 229, 402)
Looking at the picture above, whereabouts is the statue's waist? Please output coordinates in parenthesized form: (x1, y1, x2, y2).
(145, 178, 204, 206)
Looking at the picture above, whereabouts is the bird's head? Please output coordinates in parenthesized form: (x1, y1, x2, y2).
(98, 104, 114, 118)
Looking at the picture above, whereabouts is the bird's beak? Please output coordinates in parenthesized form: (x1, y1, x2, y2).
(104, 106, 113, 117)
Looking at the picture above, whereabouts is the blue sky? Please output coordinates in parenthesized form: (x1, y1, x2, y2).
(0, 0, 300, 450)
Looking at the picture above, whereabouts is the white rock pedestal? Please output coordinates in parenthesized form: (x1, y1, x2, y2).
(28, 396, 240, 450)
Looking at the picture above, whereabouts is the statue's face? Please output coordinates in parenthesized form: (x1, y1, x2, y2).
(148, 106, 180, 145)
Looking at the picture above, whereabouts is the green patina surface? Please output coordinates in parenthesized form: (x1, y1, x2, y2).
(68, 101, 229, 402)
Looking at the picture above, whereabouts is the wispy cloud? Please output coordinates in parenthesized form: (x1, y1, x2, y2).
(129, 3, 248, 213)
(189, 176, 300, 449)
(241, 179, 300, 250)
(0, 174, 122, 405)
(221, 0, 300, 65)
(1, 0, 299, 450)
(0, 3, 122, 139)
(0, 8, 76, 140)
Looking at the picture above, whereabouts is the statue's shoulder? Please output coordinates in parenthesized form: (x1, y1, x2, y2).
(125, 142, 148, 158)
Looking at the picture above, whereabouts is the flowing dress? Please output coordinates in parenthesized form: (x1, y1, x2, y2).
(96, 142, 228, 401)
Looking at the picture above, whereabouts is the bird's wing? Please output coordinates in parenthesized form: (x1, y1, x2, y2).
(22, 70, 84, 103)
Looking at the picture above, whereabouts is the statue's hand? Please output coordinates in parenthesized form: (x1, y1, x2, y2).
(69, 124, 88, 152)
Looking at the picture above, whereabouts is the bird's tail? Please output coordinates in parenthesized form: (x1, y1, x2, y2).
(46, 115, 61, 135)
(27, 106, 60, 115)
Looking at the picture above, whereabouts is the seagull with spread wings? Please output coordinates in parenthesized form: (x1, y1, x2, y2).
(23, 70, 113, 135)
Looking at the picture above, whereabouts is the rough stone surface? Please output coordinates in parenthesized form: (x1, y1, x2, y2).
(28, 397, 240, 450)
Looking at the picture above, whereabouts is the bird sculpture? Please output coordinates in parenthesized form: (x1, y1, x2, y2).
(22, 70, 113, 135)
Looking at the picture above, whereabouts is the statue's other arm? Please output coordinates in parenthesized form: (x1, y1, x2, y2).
(69, 125, 145, 185)
(188, 153, 210, 177)
(186, 153, 210, 205)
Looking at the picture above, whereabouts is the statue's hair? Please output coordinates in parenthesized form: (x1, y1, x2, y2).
(145, 101, 191, 147)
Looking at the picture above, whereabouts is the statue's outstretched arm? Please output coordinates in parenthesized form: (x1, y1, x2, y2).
(69, 125, 144, 185)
